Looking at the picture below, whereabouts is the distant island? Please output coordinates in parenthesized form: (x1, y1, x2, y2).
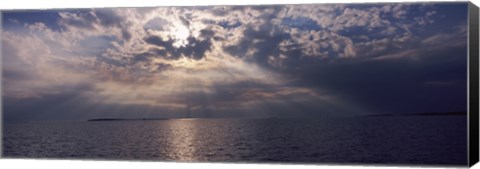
(365, 111, 467, 117)
(88, 112, 468, 121)
(87, 118, 170, 122)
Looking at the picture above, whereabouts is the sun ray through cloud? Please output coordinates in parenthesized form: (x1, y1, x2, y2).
(2, 3, 468, 122)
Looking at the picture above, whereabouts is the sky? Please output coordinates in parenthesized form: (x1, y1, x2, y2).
(1, 2, 469, 122)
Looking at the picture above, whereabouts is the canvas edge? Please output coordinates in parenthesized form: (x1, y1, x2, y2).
(0, 10, 4, 159)
(0, 1, 476, 167)
(468, 1, 479, 167)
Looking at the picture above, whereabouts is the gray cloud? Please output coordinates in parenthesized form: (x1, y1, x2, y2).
(58, 11, 97, 30)
(143, 28, 214, 60)
(59, 9, 132, 41)
(2, 3, 469, 122)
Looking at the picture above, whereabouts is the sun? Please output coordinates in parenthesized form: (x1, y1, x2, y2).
(172, 23, 190, 48)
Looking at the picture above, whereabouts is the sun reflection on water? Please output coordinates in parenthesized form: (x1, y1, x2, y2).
(164, 119, 200, 161)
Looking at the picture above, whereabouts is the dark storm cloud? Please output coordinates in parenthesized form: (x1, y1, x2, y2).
(288, 45, 467, 114)
(143, 29, 214, 60)
(94, 9, 124, 27)
(224, 25, 295, 68)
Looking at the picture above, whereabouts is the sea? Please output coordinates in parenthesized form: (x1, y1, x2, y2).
(2, 116, 468, 166)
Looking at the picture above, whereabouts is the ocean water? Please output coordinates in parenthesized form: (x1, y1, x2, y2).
(2, 116, 467, 166)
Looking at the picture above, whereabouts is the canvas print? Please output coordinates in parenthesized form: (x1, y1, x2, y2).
(1, 2, 473, 166)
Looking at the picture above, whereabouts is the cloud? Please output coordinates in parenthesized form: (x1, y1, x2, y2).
(421, 33, 454, 45)
(1, 3, 469, 121)
(2, 30, 89, 98)
(372, 26, 467, 61)
(58, 9, 132, 42)
(143, 29, 213, 60)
